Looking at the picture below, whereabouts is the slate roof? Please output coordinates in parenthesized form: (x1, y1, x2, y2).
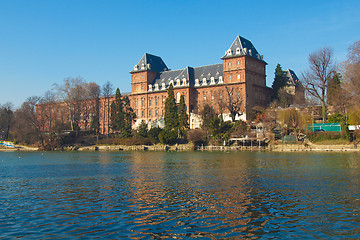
(132, 35, 264, 91)
(150, 64, 223, 89)
(285, 69, 301, 87)
(130, 53, 168, 73)
(222, 36, 265, 63)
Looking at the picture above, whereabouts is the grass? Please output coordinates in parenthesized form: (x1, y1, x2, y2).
(311, 139, 351, 145)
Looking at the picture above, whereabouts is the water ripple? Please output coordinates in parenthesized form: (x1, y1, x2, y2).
(0, 152, 360, 239)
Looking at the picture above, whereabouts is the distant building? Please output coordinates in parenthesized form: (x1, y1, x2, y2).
(283, 69, 305, 104)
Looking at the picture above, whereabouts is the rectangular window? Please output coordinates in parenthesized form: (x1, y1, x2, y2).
(237, 60, 240, 65)
(204, 94, 206, 100)
(229, 75, 232, 80)
(211, 94, 214, 100)
(228, 62, 231, 66)
(237, 74, 240, 79)
(149, 99, 152, 106)
(156, 98, 158, 105)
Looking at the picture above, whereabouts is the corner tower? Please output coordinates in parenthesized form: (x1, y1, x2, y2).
(221, 36, 266, 85)
(130, 53, 168, 94)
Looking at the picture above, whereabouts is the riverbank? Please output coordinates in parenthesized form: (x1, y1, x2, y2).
(269, 143, 359, 152)
(1, 142, 359, 152)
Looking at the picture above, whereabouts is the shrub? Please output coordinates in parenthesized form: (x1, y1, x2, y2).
(159, 129, 177, 144)
(148, 127, 163, 144)
(307, 132, 343, 142)
(187, 129, 206, 145)
(97, 137, 154, 146)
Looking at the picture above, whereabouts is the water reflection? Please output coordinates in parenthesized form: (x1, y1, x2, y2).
(0, 151, 359, 239)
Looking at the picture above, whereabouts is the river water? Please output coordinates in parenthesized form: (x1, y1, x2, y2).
(0, 151, 359, 239)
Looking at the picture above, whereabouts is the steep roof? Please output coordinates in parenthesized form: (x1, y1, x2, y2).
(285, 69, 301, 87)
(130, 53, 168, 73)
(149, 63, 223, 89)
(193, 64, 223, 84)
(222, 35, 265, 63)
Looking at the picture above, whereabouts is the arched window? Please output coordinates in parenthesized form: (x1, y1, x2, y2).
(176, 92, 181, 103)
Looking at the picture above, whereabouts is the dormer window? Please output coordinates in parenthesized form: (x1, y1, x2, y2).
(154, 83, 159, 91)
(236, 47, 241, 55)
(218, 76, 223, 84)
(210, 77, 215, 85)
(134, 65, 138, 71)
(141, 64, 145, 69)
(148, 84, 152, 91)
(162, 82, 166, 89)
(169, 80, 174, 86)
(182, 78, 187, 85)
(227, 49, 232, 56)
(195, 79, 200, 86)
(176, 79, 181, 87)
(202, 78, 207, 86)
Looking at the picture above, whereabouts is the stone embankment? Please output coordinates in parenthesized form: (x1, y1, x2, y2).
(269, 143, 359, 152)
(77, 143, 194, 152)
(1, 143, 359, 152)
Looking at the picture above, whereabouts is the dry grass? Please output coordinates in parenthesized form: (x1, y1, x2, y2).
(312, 139, 351, 145)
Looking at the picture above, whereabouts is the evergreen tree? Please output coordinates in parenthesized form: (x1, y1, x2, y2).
(110, 88, 124, 130)
(161, 84, 178, 144)
(110, 88, 135, 138)
(271, 64, 288, 101)
(137, 120, 148, 138)
(177, 95, 189, 138)
(164, 84, 178, 131)
(327, 72, 342, 106)
(122, 96, 135, 138)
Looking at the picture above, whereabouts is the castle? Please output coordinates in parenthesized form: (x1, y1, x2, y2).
(124, 35, 272, 131)
(37, 36, 273, 134)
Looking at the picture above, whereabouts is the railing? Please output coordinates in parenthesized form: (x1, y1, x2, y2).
(196, 145, 266, 151)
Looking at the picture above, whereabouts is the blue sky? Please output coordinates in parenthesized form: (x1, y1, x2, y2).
(1, 0, 359, 108)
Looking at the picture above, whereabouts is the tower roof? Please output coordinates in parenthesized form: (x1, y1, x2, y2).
(222, 35, 265, 63)
(285, 69, 301, 86)
(130, 53, 168, 73)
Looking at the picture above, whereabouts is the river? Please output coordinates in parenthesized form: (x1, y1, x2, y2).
(0, 151, 359, 239)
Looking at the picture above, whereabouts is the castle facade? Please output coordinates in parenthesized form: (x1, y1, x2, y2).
(125, 35, 272, 131)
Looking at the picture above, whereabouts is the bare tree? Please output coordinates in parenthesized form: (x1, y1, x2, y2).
(87, 82, 101, 134)
(102, 81, 113, 135)
(342, 40, 360, 105)
(55, 77, 88, 135)
(222, 86, 244, 122)
(0, 102, 14, 140)
(13, 97, 43, 145)
(302, 47, 336, 122)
